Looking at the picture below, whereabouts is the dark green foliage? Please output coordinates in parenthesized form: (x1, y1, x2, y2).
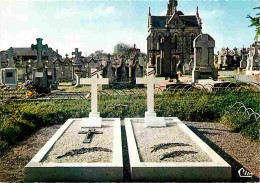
(241, 122, 259, 140)
(220, 111, 259, 140)
(113, 42, 131, 55)
(247, 6, 260, 41)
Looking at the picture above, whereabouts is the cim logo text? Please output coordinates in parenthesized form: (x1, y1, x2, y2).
(238, 168, 253, 178)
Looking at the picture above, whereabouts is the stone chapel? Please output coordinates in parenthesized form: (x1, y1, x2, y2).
(147, 0, 202, 79)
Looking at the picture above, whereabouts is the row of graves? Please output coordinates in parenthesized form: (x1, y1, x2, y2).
(25, 67, 231, 182)
(214, 42, 260, 75)
(74, 44, 146, 89)
(0, 38, 66, 91)
(0, 38, 147, 92)
(148, 30, 218, 83)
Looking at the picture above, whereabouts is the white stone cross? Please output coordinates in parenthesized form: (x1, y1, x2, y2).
(80, 68, 109, 128)
(136, 67, 166, 127)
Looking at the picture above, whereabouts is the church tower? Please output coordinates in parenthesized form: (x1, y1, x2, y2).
(167, 0, 178, 16)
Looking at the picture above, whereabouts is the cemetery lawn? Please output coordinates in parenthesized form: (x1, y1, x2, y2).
(58, 85, 90, 92)
(0, 88, 259, 181)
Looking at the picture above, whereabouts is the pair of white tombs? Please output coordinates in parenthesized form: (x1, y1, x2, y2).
(25, 68, 231, 182)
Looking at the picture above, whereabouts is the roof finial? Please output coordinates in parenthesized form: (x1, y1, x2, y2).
(148, 7, 151, 16)
(167, 0, 178, 15)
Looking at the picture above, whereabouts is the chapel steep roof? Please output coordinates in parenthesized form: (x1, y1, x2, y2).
(150, 14, 199, 29)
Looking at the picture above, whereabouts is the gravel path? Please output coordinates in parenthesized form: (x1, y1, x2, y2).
(185, 122, 259, 181)
(0, 125, 61, 182)
(0, 122, 259, 182)
(235, 74, 259, 84)
(133, 121, 211, 162)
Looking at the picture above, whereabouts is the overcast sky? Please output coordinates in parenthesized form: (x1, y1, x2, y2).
(0, 0, 258, 56)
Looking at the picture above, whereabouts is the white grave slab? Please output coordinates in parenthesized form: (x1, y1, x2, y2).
(125, 118, 231, 181)
(136, 67, 166, 127)
(25, 118, 123, 182)
(80, 68, 109, 128)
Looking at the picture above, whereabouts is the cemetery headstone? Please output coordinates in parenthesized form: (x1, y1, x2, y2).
(72, 48, 83, 86)
(72, 48, 82, 65)
(157, 34, 178, 80)
(45, 48, 58, 89)
(80, 68, 109, 128)
(136, 67, 166, 127)
(246, 42, 260, 75)
(192, 34, 218, 83)
(26, 68, 123, 182)
(240, 48, 247, 69)
(182, 62, 190, 75)
(189, 59, 194, 74)
(0, 47, 18, 88)
(31, 38, 49, 92)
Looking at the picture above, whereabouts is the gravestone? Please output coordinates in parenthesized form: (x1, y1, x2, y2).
(246, 42, 260, 75)
(136, 67, 166, 127)
(182, 62, 190, 75)
(72, 48, 83, 86)
(26, 68, 123, 182)
(157, 34, 178, 80)
(80, 68, 109, 128)
(189, 59, 194, 74)
(192, 34, 218, 83)
(136, 56, 145, 77)
(0, 47, 18, 88)
(240, 47, 248, 69)
(72, 48, 82, 65)
(125, 67, 231, 182)
(45, 48, 58, 89)
(31, 38, 49, 92)
(56, 53, 73, 82)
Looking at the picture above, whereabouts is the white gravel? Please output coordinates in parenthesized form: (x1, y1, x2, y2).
(132, 120, 212, 163)
(42, 120, 114, 163)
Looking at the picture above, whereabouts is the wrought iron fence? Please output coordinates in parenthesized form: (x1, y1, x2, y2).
(0, 82, 259, 124)
(231, 102, 260, 122)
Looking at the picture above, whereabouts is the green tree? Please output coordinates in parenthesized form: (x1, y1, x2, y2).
(90, 50, 107, 57)
(247, 7, 260, 41)
(113, 42, 131, 55)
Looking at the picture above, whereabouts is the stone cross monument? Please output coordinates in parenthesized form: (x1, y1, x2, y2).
(72, 48, 82, 64)
(31, 38, 48, 70)
(6, 47, 16, 68)
(192, 34, 218, 83)
(72, 48, 83, 86)
(31, 38, 49, 91)
(136, 67, 166, 127)
(80, 68, 109, 128)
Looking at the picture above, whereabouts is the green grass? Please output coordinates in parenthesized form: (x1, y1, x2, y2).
(58, 85, 91, 92)
(0, 88, 259, 152)
(220, 77, 238, 83)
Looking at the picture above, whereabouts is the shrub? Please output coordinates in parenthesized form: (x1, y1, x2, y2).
(241, 122, 259, 140)
(220, 111, 259, 140)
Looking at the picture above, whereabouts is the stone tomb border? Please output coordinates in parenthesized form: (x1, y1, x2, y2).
(25, 118, 123, 182)
(125, 117, 231, 181)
